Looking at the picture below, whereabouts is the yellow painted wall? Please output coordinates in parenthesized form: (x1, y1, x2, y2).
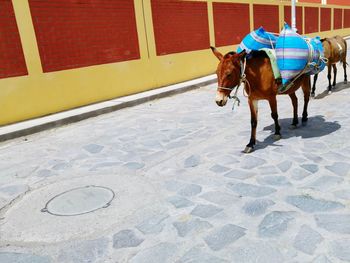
(1, 0, 349, 126)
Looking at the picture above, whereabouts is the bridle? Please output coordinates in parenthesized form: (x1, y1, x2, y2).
(217, 57, 248, 110)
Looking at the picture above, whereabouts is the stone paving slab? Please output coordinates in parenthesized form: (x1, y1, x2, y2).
(0, 42, 350, 262)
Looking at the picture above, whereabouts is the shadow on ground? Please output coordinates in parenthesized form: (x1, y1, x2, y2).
(314, 81, 350, 99)
(256, 115, 341, 150)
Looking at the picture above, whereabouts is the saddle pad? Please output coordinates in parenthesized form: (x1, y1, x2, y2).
(259, 48, 281, 80)
(260, 48, 290, 94)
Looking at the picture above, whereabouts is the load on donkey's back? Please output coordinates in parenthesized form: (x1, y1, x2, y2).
(237, 23, 327, 94)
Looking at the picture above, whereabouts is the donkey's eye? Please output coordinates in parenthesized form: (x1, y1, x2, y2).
(227, 74, 232, 78)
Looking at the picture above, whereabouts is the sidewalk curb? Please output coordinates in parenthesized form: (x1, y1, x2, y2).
(0, 75, 217, 143)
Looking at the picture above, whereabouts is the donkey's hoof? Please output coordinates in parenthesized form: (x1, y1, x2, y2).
(273, 134, 281, 140)
(243, 146, 254, 154)
(328, 90, 332, 95)
(311, 93, 315, 98)
(344, 80, 348, 84)
(289, 124, 298, 130)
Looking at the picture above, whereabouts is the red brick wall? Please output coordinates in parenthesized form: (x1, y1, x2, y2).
(253, 5, 279, 33)
(29, 0, 140, 72)
(284, 6, 303, 34)
(304, 7, 319, 33)
(213, 2, 250, 47)
(344, 9, 350, 28)
(0, 0, 28, 79)
(334, 8, 343, 29)
(151, 0, 209, 56)
(320, 8, 331, 31)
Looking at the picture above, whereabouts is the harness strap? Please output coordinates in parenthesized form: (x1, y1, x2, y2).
(305, 38, 314, 66)
(240, 58, 247, 83)
(336, 42, 343, 57)
(232, 58, 247, 110)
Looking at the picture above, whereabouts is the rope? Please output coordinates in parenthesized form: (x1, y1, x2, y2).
(267, 33, 275, 50)
(305, 38, 314, 66)
(243, 79, 251, 98)
(282, 62, 310, 92)
(229, 86, 240, 111)
(229, 57, 247, 110)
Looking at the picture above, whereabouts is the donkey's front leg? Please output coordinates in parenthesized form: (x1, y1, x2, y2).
(268, 96, 281, 140)
(244, 99, 258, 153)
(301, 76, 311, 125)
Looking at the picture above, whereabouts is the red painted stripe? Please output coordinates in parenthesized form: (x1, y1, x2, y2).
(151, 0, 210, 56)
(298, 0, 321, 3)
(321, 8, 331, 31)
(284, 6, 303, 34)
(253, 5, 279, 33)
(29, 0, 140, 72)
(344, 9, 350, 28)
(0, 0, 28, 79)
(213, 2, 250, 47)
(304, 7, 319, 34)
(334, 8, 343, 29)
(328, 0, 350, 5)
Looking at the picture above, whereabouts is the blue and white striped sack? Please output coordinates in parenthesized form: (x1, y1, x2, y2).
(237, 27, 277, 54)
(276, 24, 309, 86)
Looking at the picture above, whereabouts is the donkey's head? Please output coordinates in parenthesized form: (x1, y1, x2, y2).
(210, 47, 246, 106)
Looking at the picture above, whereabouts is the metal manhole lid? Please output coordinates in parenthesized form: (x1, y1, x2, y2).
(41, 185, 115, 216)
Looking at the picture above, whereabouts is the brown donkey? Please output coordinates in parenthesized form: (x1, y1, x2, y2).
(311, 35, 347, 96)
(211, 47, 311, 153)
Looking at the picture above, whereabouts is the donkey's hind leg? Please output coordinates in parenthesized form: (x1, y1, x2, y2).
(311, 74, 318, 97)
(301, 76, 311, 125)
(289, 92, 298, 129)
(268, 96, 281, 140)
(332, 64, 337, 87)
(327, 65, 332, 93)
(343, 38, 347, 83)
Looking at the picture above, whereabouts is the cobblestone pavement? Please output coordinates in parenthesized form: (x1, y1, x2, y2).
(1, 49, 350, 262)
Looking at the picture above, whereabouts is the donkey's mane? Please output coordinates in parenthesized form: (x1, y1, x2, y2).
(249, 50, 269, 59)
(223, 51, 236, 58)
(224, 50, 268, 60)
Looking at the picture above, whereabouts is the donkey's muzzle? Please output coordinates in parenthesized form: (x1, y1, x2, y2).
(215, 92, 228, 106)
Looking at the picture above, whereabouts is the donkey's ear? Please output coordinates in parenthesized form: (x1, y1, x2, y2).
(210, 46, 223, 61)
(320, 38, 326, 42)
(238, 49, 247, 59)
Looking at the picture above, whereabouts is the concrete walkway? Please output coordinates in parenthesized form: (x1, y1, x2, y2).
(0, 44, 350, 262)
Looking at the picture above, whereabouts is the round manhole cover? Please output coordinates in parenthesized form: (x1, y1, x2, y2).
(41, 185, 115, 216)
